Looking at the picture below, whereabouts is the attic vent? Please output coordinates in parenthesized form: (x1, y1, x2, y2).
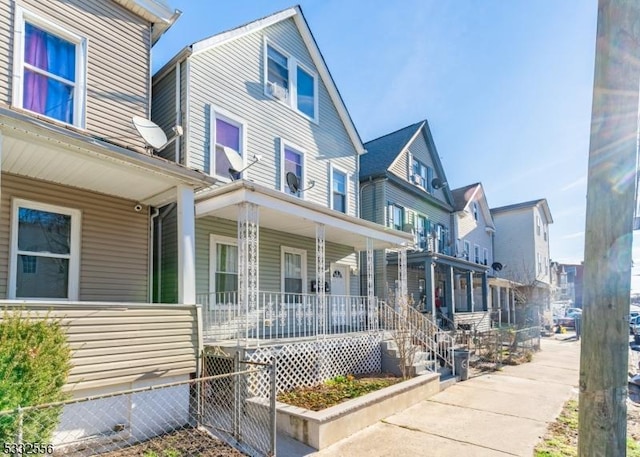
(267, 82, 288, 101)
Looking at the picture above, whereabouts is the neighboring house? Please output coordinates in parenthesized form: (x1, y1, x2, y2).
(491, 199, 554, 316)
(0, 0, 214, 411)
(151, 6, 414, 350)
(555, 262, 584, 308)
(360, 121, 491, 331)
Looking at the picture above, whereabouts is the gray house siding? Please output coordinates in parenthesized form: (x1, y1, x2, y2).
(0, 0, 151, 151)
(151, 66, 178, 162)
(195, 216, 357, 297)
(457, 202, 493, 266)
(0, 174, 149, 302)
(154, 18, 358, 214)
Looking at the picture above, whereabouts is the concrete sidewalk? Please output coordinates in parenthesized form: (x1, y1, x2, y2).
(281, 336, 580, 457)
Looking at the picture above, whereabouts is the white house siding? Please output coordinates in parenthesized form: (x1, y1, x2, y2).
(456, 204, 493, 266)
(493, 209, 535, 283)
(165, 18, 359, 214)
(195, 216, 357, 296)
(0, 0, 150, 151)
(0, 173, 149, 301)
(532, 206, 551, 284)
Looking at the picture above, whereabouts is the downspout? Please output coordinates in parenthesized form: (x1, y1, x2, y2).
(154, 203, 177, 302)
(149, 207, 160, 302)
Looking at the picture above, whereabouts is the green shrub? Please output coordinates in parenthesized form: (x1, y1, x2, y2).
(0, 309, 72, 444)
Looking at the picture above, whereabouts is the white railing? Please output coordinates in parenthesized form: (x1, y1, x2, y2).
(378, 301, 455, 372)
(197, 292, 379, 345)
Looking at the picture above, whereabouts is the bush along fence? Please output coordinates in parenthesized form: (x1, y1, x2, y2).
(0, 362, 276, 457)
(469, 326, 541, 366)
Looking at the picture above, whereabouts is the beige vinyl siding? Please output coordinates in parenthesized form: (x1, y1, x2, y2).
(195, 216, 356, 296)
(0, 0, 150, 151)
(0, 174, 149, 301)
(0, 303, 199, 392)
(170, 18, 358, 214)
(151, 66, 178, 161)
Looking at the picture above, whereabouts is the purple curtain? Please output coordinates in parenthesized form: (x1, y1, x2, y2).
(24, 24, 48, 114)
(215, 118, 241, 176)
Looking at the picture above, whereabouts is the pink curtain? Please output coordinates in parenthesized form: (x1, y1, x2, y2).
(24, 25, 48, 114)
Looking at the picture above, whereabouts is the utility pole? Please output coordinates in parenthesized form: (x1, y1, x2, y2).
(579, 0, 639, 454)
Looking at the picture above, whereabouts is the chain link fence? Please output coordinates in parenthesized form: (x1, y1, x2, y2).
(0, 364, 275, 457)
(471, 326, 541, 367)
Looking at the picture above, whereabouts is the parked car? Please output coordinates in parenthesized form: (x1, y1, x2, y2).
(632, 318, 640, 344)
(631, 315, 640, 335)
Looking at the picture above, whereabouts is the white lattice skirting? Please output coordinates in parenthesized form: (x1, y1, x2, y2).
(245, 334, 383, 397)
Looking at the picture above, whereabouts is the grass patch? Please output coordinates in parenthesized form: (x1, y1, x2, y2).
(277, 374, 401, 411)
(534, 399, 640, 456)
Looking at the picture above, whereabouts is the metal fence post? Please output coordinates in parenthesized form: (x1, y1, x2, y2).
(233, 353, 240, 441)
(15, 405, 23, 457)
(270, 357, 277, 456)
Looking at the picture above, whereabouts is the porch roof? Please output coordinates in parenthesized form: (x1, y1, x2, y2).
(388, 250, 491, 274)
(0, 107, 215, 206)
(195, 181, 415, 251)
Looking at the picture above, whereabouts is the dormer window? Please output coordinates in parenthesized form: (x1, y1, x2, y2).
(265, 41, 318, 122)
(13, 8, 86, 127)
(472, 202, 479, 221)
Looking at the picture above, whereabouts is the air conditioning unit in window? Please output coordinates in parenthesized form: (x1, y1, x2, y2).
(412, 174, 422, 186)
(267, 82, 288, 101)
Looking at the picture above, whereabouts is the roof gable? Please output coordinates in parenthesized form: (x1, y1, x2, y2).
(491, 198, 553, 224)
(362, 120, 454, 206)
(178, 6, 363, 155)
(451, 182, 495, 229)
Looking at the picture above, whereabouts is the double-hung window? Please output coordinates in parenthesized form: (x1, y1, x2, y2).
(474, 245, 480, 263)
(415, 215, 429, 250)
(265, 42, 318, 121)
(211, 108, 246, 180)
(463, 240, 471, 261)
(411, 159, 434, 193)
(209, 235, 238, 302)
(10, 199, 81, 299)
(387, 204, 404, 231)
(331, 166, 347, 213)
(483, 248, 489, 265)
(14, 8, 86, 127)
(473, 202, 479, 221)
(282, 247, 306, 304)
(281, 141, 305, 197)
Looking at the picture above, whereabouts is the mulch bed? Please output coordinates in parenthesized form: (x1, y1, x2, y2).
(96, 429, 246, 457)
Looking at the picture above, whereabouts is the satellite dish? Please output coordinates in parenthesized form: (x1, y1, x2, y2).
(132, 116, 168, 149)
(286, 172, 300, 193)
(432, 178, 447, 190)
(491, 262, 503, 271)
(219, 146, 244, 173)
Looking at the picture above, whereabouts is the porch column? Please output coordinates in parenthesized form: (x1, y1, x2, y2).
(424, 259, 436, 319)
(238, 203, 259, 336)
(366, 237, 375, 330)
(398, 247, 407, 303)
(466, 271, 474, 312)
(445, 265, 455, 320)
(316, 223, 326, 335)
(482, 271, 489, 311)
(496, 286, 502, 323)
(177, 185, 196, 304)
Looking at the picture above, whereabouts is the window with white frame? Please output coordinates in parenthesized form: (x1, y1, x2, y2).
(10, 199, 80, 299)
(474, 245, 480, 263)
(537, 252, 542, 274)
(282, 246, 306, 303)
(536, 215, 541, 236)
(209, 235, 238, 300)
(463, 240, 470, 261)
(265, 42, 318, 121)
(211, 109, 245, 180)
(13, 8, 86, 127)
(483, 248, 489, 265)
(281, 142, 305, 197)
(473, 202, 479, 221)
(331, 167, 347, 213)
(415, 214, 429, 250)
(387, 204, 404, 231)
(411, 158, 434, 193)
(436, 224, 448, 253)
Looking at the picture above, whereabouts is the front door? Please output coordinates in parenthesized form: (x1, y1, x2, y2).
(330, 264, 349, 296)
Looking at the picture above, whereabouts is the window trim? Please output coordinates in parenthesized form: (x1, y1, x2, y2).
(279, 139, 307, 198)
(9, 198, 81, 300)
(209, 104, 248, 182)
(263, 38, 319, 123)
(12, 6, 87, 128)
(281, 246, 307, 295)
(483, 248, 489, 265)
(474, 244, 480, 263)
(463, 240, 471, 261)
(329, 163, 349, 214)
(387, 203, 405, 231)
(208, 234, 238, 296)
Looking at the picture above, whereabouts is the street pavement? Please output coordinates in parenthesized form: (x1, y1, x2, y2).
(278, 334, 580, 457)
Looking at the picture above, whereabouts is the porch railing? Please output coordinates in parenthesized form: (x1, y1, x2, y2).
(378, 301, 455, 372)
(196, 292, 378, 345)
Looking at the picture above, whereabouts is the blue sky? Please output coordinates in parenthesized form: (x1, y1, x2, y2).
(153, 0, 598, 267)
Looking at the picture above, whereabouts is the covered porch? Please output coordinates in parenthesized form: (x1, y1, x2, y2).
(194, 181, 415, 346)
